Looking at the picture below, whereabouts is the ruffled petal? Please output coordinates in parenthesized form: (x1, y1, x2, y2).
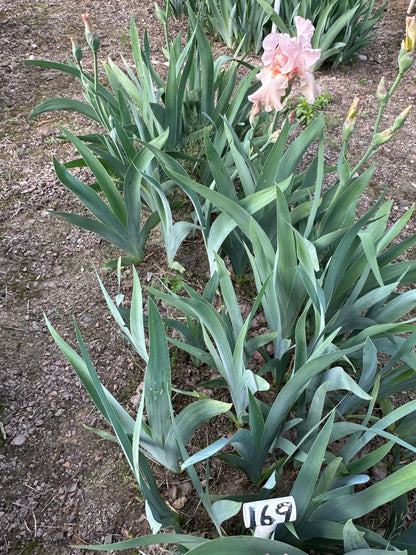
(298, 71, 321, 103)
(249, 17, 321, 115)
(248, 69, 288, 112)
(261, 33, 284, 66)
(294, 16, 315, 46)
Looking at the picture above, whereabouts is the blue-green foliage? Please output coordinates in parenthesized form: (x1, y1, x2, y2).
(39, 7, 416, 554)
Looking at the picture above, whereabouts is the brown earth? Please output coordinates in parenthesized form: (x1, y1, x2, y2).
(1, 0, 416, 553)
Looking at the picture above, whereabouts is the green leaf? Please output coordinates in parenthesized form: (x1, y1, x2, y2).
(346, 442, 394, 475)
(145, 298, 172, 445)
(71, 532, 208, 551)
(23, 58, 81, 76)
(205, 131, 237, 200)
(343, 519, 370, 551)
(52, 211, 130, 254)
(44, 316, 135, 437)
(306, 366, 372, 402)
(195, 23, 214, 117)
(29, 98, 100, 122)
(215, 253, 243, 335)
(52, 158, 126, 233)
(312, 460, 416, 522)
(172, 399, 232, 445)
(259, 350, 353, 477)
(58, 127, 127, 225)
(181, 437, 230, 470)
(211, 500, 242, 527)
(130, 267, 148, 362)
(186, 536, 309, 554)
(344, 550, 407, 555)
(248, 391, 265, 450)
(290, 412, 335, 520)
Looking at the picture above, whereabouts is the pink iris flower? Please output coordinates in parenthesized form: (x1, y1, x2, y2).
(249, 17, 321, 114)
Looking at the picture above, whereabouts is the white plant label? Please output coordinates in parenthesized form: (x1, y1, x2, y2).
(242, 496, 297, 529)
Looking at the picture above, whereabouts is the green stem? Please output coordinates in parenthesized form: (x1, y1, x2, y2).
(164, 2, 170, 48)
(93, 51, 98, 92)
(351, 71, 404, 176)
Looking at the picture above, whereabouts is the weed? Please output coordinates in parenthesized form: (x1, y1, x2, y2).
(162, 272, 185, 294)
(290, 91, 332, 125)
(119, 29, 130, 49)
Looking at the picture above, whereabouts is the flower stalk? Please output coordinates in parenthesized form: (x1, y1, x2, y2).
(82, 13, 100, 91)
(349, 17, 415, 176)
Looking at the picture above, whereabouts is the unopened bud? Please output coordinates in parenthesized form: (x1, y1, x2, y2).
(89, 31, 101, 53)
(343, 97, 359, 140)
(376, 77, 388, 106)
(398, 49, 414, 73)
(155, 3, 168, 25)
(399, 16, 416, 72)
(81, 13, 92, 34)
(372, 128, 394, 146)
(82, 13, 100, 54)
(392, 105, 412, 131)
(372, 106, 412, 146)
(70, 36, 83, 64)
(249, 100, 262, 124)
(402, 16, 416, 52)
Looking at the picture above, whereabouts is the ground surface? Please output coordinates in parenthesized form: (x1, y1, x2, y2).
(1, 0, 416, 553)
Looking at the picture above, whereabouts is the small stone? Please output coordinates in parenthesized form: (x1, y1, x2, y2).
(11, 434, 27, 446)
(358, 54, 367, 61)
(104, 534, 113, 544)
(172, 495, 187, 509)
(372, 461, 388, 481)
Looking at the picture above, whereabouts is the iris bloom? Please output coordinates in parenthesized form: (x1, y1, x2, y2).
(249, 17, 321, 114)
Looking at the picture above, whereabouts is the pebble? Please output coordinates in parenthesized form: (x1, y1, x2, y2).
(372, 461, 388, 481)
(11, 434, 27, 446)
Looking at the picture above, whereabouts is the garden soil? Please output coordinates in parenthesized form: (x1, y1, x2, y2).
(1, 0, 416, 553)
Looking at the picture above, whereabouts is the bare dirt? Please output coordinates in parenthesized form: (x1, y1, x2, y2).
(1, 0, 416, 553)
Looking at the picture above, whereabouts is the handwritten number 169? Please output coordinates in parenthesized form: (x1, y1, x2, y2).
(249, 502, 292, 528)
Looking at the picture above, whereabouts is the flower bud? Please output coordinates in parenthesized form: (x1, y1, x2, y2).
(398, 49, 414, 73)
(82, 13, 100, 54)
(402, 16, 416, 52)
(376, 77, 388, 106)
(342, 96, 359, 140)
(372, 106, 412, 146)
(89, 31, 101, 53)
(70, 36, 83, 64)
(249, 100, 262, 124)
(82, 12, 92, 36)
(392, 105, 412, 131)
(155, 3, 168, 26)
(372, 128, 394, 146)
(398, 16, 416, 72)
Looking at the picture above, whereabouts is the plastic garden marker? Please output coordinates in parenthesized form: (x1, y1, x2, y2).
(242, 496, 297, 538)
